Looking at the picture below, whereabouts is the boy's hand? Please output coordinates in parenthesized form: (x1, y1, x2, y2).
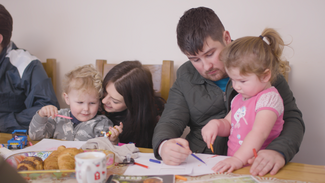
(109, 122, 123, 143)
(38, 105, 58, 118)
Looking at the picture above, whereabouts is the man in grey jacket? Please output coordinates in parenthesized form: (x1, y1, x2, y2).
(152, 7, 304, 176)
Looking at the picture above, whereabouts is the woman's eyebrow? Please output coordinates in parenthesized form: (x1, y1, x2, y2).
(110, 96, 121, 103)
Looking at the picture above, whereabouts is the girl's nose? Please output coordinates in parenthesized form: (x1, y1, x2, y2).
(232, 81, 240, 90)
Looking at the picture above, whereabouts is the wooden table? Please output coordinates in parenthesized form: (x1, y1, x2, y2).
(1, 133, 325, 183)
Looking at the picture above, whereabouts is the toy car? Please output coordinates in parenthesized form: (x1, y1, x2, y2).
(7, 130, 28, 149)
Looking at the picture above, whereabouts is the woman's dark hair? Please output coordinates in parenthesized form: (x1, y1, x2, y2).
(102, 61, 159, 148)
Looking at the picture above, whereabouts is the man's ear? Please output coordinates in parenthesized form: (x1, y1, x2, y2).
(261, 69, 271, 82)
(223, 30, 232, 45)
(63, 92, 70, 105)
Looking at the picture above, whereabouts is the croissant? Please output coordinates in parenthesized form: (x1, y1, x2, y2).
(44, 145, 66, 170)
(17, 145, 85, 171)
(57, 148, 84, 170)
(17, 156, 43, 171)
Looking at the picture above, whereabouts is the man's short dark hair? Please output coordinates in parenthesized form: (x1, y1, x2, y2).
(177, 7, 225, 55)
(0, 4, 13, 48)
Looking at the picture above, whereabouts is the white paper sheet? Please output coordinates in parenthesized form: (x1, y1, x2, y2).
(123, 153, 230, 176)
(4, 138, 86, 159)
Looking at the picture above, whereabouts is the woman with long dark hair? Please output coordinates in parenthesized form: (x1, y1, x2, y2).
(101, 61, 165, 148)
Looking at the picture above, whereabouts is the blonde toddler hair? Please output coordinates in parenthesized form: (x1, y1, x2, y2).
(63, 64, 103, 98)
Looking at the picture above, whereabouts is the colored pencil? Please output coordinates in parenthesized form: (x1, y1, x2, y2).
(56, 114, 72, 119)
(149, 158, 161, 164)
(191, 153, 207, 165)
(253, 148, 258, 158)
(134, 162, 149, 169)
(176, 143, 207, 165)
(175, 175, 187, 181)
(210, 143, 214, 153)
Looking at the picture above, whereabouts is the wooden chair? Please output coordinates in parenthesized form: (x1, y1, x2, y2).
(96, 60, 175, 101)
(42, 58, 57, 94)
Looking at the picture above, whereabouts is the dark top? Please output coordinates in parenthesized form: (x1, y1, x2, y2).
(0, 42, 60, 133)
(102, 96, 165, 148)
(153, 61, 304, 163)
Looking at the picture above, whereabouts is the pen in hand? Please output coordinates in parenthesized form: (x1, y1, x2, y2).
(176, 143, 207, 165)
(55, 114, 72, 119)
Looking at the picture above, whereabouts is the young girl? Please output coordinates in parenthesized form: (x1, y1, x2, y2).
(101, 61, 165, 148)
(29, 64, 123, 143)
(201, 28, 289, 173)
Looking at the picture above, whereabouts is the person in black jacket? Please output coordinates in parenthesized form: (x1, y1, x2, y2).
(101, 61, 165, 148)
(0, 4, 59, 133)
(152, 7, 304, 176)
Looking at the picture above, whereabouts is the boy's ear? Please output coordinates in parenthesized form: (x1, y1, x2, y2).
(63, 92, 70, 105)
(261, 69, 271, 82)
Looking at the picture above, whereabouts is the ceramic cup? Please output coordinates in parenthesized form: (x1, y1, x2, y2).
(75, 152, 107, 183)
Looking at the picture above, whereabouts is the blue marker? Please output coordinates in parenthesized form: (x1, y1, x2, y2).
(176, 143, 207, 165)
(149, 158, 161, 164)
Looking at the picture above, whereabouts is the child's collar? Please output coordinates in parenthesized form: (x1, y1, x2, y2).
(70, 112, 82, 125)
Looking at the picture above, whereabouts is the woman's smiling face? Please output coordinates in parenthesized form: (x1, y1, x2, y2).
(102, 82, 127, 113)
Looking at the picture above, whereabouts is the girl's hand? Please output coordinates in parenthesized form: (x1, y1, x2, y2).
(38, 105, 58, 118)
(201, 119, 220, 148)
(109, 122, 123, 143)
(212, 156, 244, 173)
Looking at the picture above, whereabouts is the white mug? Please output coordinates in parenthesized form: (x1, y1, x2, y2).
(75, 152, 107, 183)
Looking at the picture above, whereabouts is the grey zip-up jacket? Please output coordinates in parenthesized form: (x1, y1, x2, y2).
(153, 61, 304, 163)
(29, 108, 114, 141)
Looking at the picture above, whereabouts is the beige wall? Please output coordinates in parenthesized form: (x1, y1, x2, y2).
(2, 0, 324, 165)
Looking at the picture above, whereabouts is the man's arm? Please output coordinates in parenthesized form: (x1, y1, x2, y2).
(152, 73, 190, 160)
(0, 60, 59, 133)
